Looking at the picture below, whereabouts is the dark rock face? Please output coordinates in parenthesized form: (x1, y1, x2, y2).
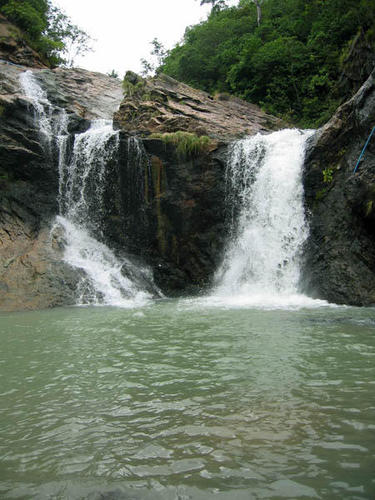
(302, 70, 375, 306)
(101, 135, 229, 295)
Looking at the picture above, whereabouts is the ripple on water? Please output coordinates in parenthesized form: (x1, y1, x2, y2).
(0, 304, 375, 499)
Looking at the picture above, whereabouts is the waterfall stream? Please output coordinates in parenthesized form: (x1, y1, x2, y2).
(206, 129, 326, 308)
(20, 70, 154, 307)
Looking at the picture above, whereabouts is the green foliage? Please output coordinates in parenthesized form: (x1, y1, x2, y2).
(322, 167, 334, 183)
(45, 4, 92, 67)
(122, 80, 145, 98)
(160, 0, 375, 126)
(0, 0, 48, 40)
(150, 131, 212, 158)
(0, 0, 92, 67)
(140, 38, 169, 77)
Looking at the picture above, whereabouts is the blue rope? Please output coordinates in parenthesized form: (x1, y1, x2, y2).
(353, 126, 375, 173)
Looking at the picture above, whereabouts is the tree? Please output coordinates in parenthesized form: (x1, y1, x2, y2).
(45, 4, 92, 67)
(253, 0, 262, 26)
(160, 0, 375, 126)
(0, 0, 49, 40)
(139, 38, 168, 76)
(198, 0, 227, 12)
(150, 37, 168, 67)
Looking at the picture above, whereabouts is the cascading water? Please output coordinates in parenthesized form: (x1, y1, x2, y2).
(210, 128, 325, 308)
(20, 70, 155, 307)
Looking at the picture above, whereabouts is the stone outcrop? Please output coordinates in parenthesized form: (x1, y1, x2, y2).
(302, 69, 375, 305)
(114, 72, 284, 142)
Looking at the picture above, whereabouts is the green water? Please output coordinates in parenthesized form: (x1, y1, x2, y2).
(0, 300, 374, 499)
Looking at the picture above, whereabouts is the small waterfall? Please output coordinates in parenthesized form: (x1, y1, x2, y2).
(20, 70, 156, 307)
(212, 128, 321, 308)
(59, 119, 119, 231)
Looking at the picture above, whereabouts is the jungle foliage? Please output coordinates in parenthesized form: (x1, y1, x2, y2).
(159, 0, 375, 126)
(0, 0, 91, 67)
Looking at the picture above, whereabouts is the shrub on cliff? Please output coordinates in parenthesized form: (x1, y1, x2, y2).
(0, 0, 91, 67)
(150, 131, 212, 158)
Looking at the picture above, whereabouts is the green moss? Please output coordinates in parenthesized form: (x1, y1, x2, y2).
(366, 200, 373, 217)
(0, 104, 4, 117)
(322, 167, 333, 183)
(315, 187, 328, 201)
(150, 131, 212, 158)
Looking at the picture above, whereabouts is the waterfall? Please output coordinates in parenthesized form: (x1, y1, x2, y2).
(212, 128, 322, 308)
(20, 70, 156, 307)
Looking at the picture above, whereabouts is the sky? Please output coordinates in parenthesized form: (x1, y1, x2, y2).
(54, 0, 217, 77)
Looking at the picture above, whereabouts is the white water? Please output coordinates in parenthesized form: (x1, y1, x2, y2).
(20, 70, 154, 307)
(59, 119, 119, 228)
(205, 129, 329, 309)
(56, 216, 151, 307)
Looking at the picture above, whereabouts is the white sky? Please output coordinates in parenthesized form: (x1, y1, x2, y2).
(54, 0, 218, 77)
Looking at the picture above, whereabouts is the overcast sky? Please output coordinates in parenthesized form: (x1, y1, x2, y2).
(54, 0, 219, 77)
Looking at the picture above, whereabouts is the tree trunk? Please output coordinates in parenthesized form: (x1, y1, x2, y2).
(253, 0, 262, 26)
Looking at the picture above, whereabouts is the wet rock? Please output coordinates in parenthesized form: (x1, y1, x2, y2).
(98, 133, 229, 295)
(111, 72, 286, 294)
(302, 69, 375, 306)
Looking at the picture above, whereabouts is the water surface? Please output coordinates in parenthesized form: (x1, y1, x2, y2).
(1, 302, 374, 499)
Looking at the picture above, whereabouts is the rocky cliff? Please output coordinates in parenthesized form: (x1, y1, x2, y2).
(302, 69, 375, 305)
(2, 13, 374, 311)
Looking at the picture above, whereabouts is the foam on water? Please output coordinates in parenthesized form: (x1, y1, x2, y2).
(55, 216, 152, 308)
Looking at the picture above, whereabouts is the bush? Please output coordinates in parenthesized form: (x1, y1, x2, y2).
(150, 131, 212, 157)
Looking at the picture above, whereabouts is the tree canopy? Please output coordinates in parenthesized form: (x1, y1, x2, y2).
(0, 0, 92, 67)
(160, 0, 375, 126)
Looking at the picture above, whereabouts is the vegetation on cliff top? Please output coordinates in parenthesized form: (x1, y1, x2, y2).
(150, 131, 212, 158)
(0, 0, 91, 66)
(157, 0, 375, 127)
